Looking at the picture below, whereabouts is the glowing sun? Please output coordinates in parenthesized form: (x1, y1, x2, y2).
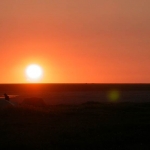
(25, 64, 43, 81)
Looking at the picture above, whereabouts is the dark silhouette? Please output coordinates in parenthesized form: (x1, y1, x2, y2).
(22, 97, 46, 107)
(4, 93, 10, 101)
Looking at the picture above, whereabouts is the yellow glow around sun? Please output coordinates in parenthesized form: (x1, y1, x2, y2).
(25, 64, 43, 81)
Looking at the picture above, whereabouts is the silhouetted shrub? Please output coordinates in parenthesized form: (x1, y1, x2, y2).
(22, 97, 46, 107)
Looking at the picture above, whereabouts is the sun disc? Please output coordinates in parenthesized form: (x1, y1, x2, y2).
(25, 64, 43, 80)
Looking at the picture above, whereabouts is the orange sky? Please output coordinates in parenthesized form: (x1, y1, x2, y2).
(0, 0, 150, 83)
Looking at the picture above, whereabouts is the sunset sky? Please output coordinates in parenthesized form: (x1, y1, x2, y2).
(0, 0, 150, 83)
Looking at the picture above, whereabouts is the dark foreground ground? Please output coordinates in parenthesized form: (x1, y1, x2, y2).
(1, 102, 150, 150)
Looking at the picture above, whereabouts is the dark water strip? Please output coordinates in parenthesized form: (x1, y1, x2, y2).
(0, 83, 150, 93)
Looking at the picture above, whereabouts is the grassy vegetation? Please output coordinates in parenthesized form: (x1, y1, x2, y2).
(0, 102, 150, 149)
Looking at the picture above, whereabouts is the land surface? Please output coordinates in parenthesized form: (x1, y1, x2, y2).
(0, 102, 150, 149)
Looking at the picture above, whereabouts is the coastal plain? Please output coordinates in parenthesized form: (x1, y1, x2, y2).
(0, 102, 150, 149)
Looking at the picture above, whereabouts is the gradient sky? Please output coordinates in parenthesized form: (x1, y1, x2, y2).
(0, 0, 150, 83)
